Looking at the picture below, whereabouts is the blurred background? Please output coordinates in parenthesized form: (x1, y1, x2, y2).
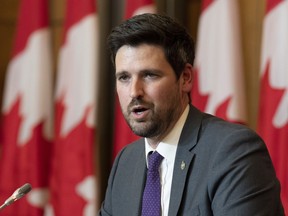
(0, 0, 266, 129)
(0, 0, 287, 215)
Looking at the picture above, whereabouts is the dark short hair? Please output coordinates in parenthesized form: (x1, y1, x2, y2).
(107, 13, 195, 79)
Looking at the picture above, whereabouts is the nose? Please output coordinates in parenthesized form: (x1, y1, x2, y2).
(130, 78, 144, 99)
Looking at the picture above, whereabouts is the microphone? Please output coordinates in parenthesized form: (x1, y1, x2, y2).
(0, 183, 32, 210)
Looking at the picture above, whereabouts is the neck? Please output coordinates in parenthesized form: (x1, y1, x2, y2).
(146, 139, 159, 149)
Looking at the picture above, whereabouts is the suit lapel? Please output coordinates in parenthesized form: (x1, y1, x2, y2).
(128, 139, 147, 215)
(168, 150, 195, 216)
(168, 105, 203, 216)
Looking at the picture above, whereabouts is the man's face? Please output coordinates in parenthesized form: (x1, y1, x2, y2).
(115, 44, 189, 142)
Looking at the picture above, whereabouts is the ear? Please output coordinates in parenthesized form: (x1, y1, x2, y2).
(180, 63, 194, 93)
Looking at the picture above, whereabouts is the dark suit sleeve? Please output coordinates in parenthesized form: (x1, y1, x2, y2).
(209, 128, 284, 215)
(98, 148, 123, 216)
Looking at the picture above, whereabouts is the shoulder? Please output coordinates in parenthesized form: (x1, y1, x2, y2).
(191, 112, 276, 184)
(186, 106, 268, 164)
(195, 109, 261, 142)
(199, 114, 266, 156)
(187, 105, 263, 149)
(113, 138, 145, 165)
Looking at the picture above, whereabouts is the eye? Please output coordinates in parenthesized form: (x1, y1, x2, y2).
(144, 72, 159, 79)
(116, 73, 130, 82)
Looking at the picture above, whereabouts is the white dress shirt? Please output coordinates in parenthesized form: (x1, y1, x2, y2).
(145, 105, 189, 216)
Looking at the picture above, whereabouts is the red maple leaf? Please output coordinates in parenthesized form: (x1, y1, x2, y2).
(257, 61, 288, 213)
(50, 97, 95, 215)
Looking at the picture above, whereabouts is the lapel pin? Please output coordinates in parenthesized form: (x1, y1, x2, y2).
(181, 161, 185, 170)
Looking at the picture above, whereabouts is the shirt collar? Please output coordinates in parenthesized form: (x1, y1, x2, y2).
(145, 105, 190, 161)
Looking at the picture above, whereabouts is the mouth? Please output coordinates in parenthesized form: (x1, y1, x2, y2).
(128, 105, 151, 121)
(131, 106, 148, 115)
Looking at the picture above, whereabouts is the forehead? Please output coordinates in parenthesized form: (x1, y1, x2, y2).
(115, 44, 170, 72)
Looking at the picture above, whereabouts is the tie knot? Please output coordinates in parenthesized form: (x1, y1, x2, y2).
(148, 151, 164, 171)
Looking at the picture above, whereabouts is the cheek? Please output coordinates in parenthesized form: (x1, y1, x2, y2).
(117, 87, 129, 105)
(148, 83, 177, 103)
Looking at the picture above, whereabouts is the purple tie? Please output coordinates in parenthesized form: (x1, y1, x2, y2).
(142, 151, 164, 216)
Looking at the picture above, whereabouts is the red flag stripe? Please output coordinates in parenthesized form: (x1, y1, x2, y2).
(266, 0, 283, 14)
(62, 0, 96, 44)
(50, 0, 99, 214)
(201, 0, 214, 12)
(0, 0, 53, 215)
(12, 0, 48, 57)
(258, 0, 288, 213)
(124, 0, 155, 19)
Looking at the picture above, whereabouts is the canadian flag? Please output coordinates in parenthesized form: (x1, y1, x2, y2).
(124, 0, 157, 19)
(49, 0, 99, 215)
(113, 0, 157, 159)
(0, 0, 53, 215)
(192, 0, 246, 123)
(257, 0, 288, 214)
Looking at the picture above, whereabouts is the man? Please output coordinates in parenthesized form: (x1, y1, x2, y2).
(99, 13, 284, 215)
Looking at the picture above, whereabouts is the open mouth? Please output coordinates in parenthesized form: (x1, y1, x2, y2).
(132, 107, 148, 115)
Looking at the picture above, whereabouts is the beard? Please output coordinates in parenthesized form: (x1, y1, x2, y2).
(122, 95, 182, 139)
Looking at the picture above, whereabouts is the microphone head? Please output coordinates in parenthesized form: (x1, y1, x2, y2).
(18, 183, 32, 195)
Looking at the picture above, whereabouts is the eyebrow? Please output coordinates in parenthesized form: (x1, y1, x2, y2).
(116, 68, 163, 75)
(115, 71, 129, 78)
